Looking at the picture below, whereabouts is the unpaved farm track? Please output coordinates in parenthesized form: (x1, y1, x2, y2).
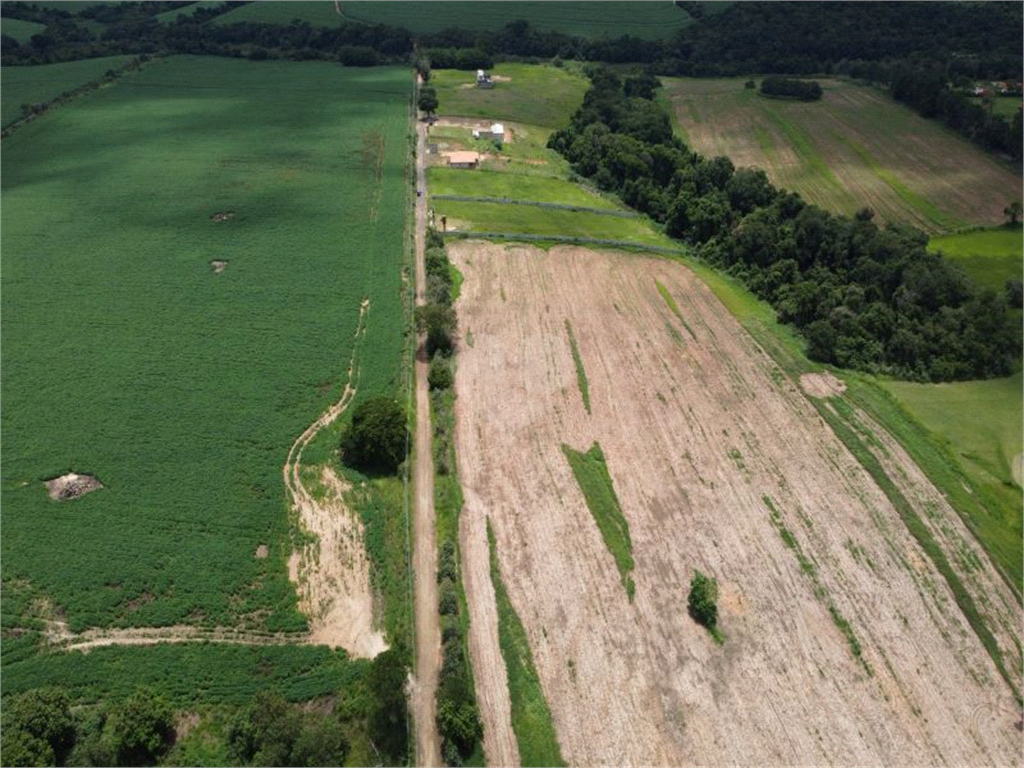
(44, 620, 309, 653)
(451, 241, 1023, 766)
(411, 113, 442, 768)
(284, 298, 387, 658)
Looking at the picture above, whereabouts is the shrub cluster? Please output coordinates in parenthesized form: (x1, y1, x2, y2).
(687, 570, 718, 631)
(340, 396, 407, 476)
(548, 67, 1019, 381)
(759, 75, 822, 101)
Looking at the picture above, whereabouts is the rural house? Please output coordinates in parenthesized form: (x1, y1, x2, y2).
(448, 151, 480, 169)
(472, 123, 505, 146)
(476, 69, 493, 88)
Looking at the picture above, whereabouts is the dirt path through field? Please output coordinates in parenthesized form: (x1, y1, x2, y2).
(42, 618, 310, 653)
(283, 298, 387, 658)
(411, 100, 442, 768)
(450, 241, 1022, 766)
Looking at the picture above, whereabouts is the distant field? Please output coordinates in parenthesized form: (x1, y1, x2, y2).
(1, 56, 411, 634)
(0, 55, 133, 127)
(1, 16, 45, 42)
(432, 64, 589, 129)
(663, 77, 1022, 233)
(428, 168, 620, 210)
(214, 0, 692, 38)
(154, 0, 225, 23)
(928, 225, 1023, 292)
(968, 96, 1023, 120)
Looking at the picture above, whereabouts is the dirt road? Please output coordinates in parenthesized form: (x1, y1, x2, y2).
(450, 241, 1022, 766)
(411, 107, 442, 768)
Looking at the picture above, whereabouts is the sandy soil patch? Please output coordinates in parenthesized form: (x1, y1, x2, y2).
(45, 473, 102, 500)
(451, 241, 1021, 766)
(210, 260, 227, 273)
(283, 299, 386, 659)
(491, 75, 512, 83)
(210, 211, 235, 223)
(254, 544, 268, 559)
(799, 371, 847, 398)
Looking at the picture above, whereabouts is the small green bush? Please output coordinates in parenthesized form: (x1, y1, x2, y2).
(429, 355, 454, 390)
(340, 397, 407, 475)
(688, 570, 718, 630)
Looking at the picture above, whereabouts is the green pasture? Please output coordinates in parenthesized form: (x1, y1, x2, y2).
(968, 96, 1023, 120)
(0, 56, 411, 634)
(0, 55, 133, 127)
(432, 64, 589, 129)
(883, 373, 1023, 489)
(429, 120, 567, 171)
(428, 168, 620, 209)
(434, 200, 674, 247)
(928, 225, 1023, 292)
(215, 1, 692, 38)
(1, 16, 45, 43)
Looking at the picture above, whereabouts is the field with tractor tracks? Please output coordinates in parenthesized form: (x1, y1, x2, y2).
(449, 239, 1022, 766)
(663, 77, 1021, 233)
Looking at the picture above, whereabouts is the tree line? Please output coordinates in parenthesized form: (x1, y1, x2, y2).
(759, 76, 822, 102)
(547, 67, 1020, 382)
(2, 2, 1019, 159)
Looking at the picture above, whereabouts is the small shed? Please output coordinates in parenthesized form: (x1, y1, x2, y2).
(472, 123, 505, 146)
(476, 69, 493, 88)
(448, 151, 480, 169)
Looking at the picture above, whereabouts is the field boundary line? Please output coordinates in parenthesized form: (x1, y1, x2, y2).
(444, 230, 689, 256)
(43, 620, 311, 653)
(431, 195, 640, 217)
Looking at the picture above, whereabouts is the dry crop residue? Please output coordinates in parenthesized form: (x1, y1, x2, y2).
(450, 241, 1022, 766)
(284, 298, 387, 659)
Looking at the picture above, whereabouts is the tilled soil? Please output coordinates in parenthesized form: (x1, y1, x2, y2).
(450, 241, 1022, 767)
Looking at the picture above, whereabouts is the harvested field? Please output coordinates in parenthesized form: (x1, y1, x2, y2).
(451, 240, 1022, 766)
(663, 78, 1021, 233)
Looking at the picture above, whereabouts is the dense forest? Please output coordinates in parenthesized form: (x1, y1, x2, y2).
(547, 67, 1020, 382)
(2, 1, 1020, 160)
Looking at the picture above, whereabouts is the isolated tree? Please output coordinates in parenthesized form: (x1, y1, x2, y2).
(367, 649, 410, 765)
(340, 396, 407, 475)
(418, 86, 438, 118)
(1004, 200, 1021, 224)
(688, 570, 718, 630)
(415, 304, 457, 357)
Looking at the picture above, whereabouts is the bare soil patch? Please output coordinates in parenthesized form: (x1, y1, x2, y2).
(45, 473, 102, 501)
(209, 210, 235, 223)
(799, 371, 847, 398)
(450, 241, 1021, 766)
(254, 544, 268, 559)
(210, 260, 228, 273)
(283, 299, 386, 659)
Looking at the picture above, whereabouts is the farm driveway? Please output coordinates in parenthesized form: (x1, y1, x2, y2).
(450, 241, 1022, 766)
(411, 104, 442, 768)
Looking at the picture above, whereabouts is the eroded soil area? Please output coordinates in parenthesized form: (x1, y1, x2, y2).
(451, 241, 1022, 766)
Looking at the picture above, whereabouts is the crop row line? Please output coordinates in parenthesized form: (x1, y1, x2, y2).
(430, 195, 640, 218)
(444, 230, 689, 256)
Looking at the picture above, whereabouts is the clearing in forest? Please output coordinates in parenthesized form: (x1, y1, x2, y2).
(450, 240, 1022, 766)
(663, 77, 1021, 233)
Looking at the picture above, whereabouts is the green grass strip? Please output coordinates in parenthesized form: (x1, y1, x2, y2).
(431, 195, 640, 218)
(561, 442, 635, 600)
(486, 520, 566, 767)
(832, 133, 962, 230)
(564, 319, 591, 414)
(655, 279, 696, 340)
(810, 396, 1017, 699)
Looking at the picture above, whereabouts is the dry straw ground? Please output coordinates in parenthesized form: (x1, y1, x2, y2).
(450, 240, 1022, 766)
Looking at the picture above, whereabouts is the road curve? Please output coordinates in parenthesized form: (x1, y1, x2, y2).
(411, 87, 442, 768)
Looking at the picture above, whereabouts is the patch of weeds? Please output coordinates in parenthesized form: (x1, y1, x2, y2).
(488, 520, 566, 767)
(728, 448, 745, 470)
(561, 442, 634, 600)
(665, 321, 685, 347)
(465, 329, 474, 348)
(564, 319, 591, 415)
(656, 279, 696, 340)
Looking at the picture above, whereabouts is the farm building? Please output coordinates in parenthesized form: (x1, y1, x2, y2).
(472, 123, 505, 146)
(448, 151, 480, 169)
(476, 69, 493, 88)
